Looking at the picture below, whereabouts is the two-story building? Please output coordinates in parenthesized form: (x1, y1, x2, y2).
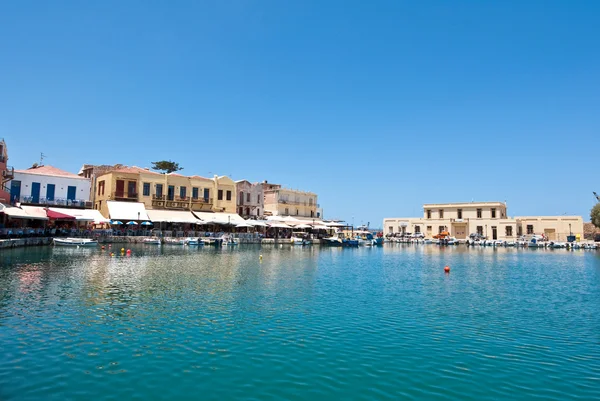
(9, 165, 92, 208)
(263, 182, 318, 218)
(93, 167, 236, 217)
(384, 201, 583, 241)
(235, 180, 264, 218)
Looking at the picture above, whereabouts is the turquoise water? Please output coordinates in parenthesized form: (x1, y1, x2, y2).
(1, 245, 600, 400)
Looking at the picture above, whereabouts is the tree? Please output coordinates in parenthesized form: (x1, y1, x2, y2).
(592, 203, 600, 228)
(151, 160, 183, 174)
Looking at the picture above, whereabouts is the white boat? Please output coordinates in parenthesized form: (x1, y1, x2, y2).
(220, 235, 237, 246)
(164, 238, 186, 245)
(291, 232, 312, 246)
(143, 238, 161, 245)
(54, 237, 98, 247)
(549, 242, 566, 249)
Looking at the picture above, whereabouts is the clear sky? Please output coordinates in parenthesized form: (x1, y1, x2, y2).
(1, 1, 598, 226)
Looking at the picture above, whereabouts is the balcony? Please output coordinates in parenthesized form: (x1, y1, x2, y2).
(279, 199, 316, 207)
(16, 196, 92, 209)
(151, 195, 213, 210)
(112, 191, 138, 201)
(2, 166, 14, 182)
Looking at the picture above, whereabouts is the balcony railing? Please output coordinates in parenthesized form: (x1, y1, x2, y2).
(16, 196, 92, 208)
(279, 199, 316, 207)
(113, 191, 138, 200)
(2, 166, 14, 181)
(191, 197, 212, 204)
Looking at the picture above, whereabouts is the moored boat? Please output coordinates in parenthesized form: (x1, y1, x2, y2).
(143, 238, 161, 245)
(54, 238, 98, 247)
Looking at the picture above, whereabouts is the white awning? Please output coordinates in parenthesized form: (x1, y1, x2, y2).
(20, 206, 50, 220)
(106, 201, 149, 221)
(2, 205, 48, 220)
(146, 210, 201, 224)
(49, 208, 110, 224)
(193, 212, 245, 225)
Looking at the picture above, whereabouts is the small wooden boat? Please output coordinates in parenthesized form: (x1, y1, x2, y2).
(54, 238, 98, 247)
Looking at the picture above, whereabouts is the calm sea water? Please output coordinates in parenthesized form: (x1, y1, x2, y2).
(1, 244, 600, 401)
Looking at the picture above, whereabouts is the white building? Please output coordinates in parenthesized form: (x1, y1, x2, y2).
(9, 165, 92, 208)
(235, 180, 264, 218)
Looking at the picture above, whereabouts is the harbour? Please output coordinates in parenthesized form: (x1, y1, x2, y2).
(1, 245, 600, 400)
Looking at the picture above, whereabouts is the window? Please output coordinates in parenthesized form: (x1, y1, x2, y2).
(285, 207, 289, 215)
(457, 209, 462, 219)
(98, 180, 105, 196)
(439, 209, 444, 219)
(477, 226, 483, 235)
(180, 186, 187, 199)
(226, 190, 232, 201)
(246, 193, 250, 202)
(491, 208, 496, 218)
(389, 226, 394, 233)
(192, 187, 199, 199)
(257, 208, 260, 215)
(218, 190, 223, 200)
(156, 184, 163, 198)
(310, 210, 314, 217)
(506, 226, 513, 237)
(309, 198, 313, 205)
(204, 188, 210, 200)
(439, 226, 445, 233)
(415, 226, 421, 233)
(143, 183, 150, 196)
(427, 209, 431, 219)
(296, 209, 299, 215)
(246, 207, 250, 215)
(527, 225, 534, 234)
(427, 226, 432, 231)
(477, 208, 482, 218)
(257, 194, 261, 204)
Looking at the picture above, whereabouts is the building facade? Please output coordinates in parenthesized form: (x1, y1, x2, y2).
(0, 139, 14, 203)
(263, 182, 318, 218)
(235, 180, 264, 218)
(9, 165, 92, 208)
(93, 167, 236, 217)
(384, 201, 583, 241)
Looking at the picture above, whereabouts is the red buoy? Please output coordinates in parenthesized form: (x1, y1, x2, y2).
(444, 266, 450, 273)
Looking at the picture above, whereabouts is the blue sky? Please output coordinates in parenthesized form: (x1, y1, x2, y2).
(1, 0, 598, 226)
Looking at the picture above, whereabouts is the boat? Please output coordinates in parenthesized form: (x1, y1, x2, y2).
(434, 232, 458, 245)
(548, 242, 566, 249)
(164, 238, 186, 245)
(143, 238, 161, 245)
(185, 237, 204, 246)
(54, 237, 98, 247)
(220, 234, 237, 246)
(291, 232, 312, 246)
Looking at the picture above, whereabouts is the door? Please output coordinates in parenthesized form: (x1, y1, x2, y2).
(492, 226, 498, 240)
(116, 180, 125, 197)
(31, 182, 41, 203)
(203, 188, 210, 201)
(46, 184, 55, 201)
(128, 181, 137, 198)
(10, 180, 21, 203)
(67, 186, 77, 201)
(544, 229, 556, 240)
(167, 185, 175, 201)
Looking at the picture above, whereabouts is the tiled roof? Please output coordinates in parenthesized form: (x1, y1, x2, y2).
(110, 166, 162, 175)
(15, 165, 81, 178)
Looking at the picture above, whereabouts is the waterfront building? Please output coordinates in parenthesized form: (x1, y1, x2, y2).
(78, 164, 125, 204)
(9, 165, 92, 208)
(93, 167, 236, 217)
(384, 201, 583, 241)
(263, 182, 318, 218)
(0, 139, 14, 203)
(235, 180, 264, 218)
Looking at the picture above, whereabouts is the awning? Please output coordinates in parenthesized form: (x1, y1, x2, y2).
(106, 201, 149, 221)
(193, 212, 245, 225)
(146, 210, 201, 224)
(20, 206, 50, 220)
(49, 208, 110, 224)
(3, 206, 47, 220)
(46, 209, 76, 220)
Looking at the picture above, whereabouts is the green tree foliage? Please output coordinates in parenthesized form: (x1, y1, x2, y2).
(151, 160, 183, 174)
(591, 203, 600, 228)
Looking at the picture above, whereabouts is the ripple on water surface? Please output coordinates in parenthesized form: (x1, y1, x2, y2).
(0, 245, 600, 400)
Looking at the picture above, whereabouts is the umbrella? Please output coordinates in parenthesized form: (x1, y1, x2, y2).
(126, 221, 138, 225)
(313, 225, 331, 230)
(141, 221, 153, 226)
(325, 221, 346, 227)
(195, 221, 207, 226)
(110, 220, 123, 225)
(250, 220, 268, 227)
(295, 224, 312, 229)
(236, 222, 254, 228)
(268, 223, 292, 229)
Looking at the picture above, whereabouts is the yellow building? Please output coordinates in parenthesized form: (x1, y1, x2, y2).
(263, 183, 318, 218)
(94, 167, 236, 217)
(384, 201, 583, 241)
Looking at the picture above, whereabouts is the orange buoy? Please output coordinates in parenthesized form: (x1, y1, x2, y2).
(444, 265, 450, 273)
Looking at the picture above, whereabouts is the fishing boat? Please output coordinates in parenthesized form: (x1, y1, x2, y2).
(54, 238, 98, 247)
(186, 237, 204, 246)
(143, 238, 161, 245)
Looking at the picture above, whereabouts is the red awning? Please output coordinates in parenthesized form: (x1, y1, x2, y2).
(46, 209, 76, 220)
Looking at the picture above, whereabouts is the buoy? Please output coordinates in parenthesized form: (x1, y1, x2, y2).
(121, 248, 125, 252)
(101, 246, 105, 250)
(444, 265, 450, 273)
(108, 244, 112, 248)
(259, 254, 263, 261)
